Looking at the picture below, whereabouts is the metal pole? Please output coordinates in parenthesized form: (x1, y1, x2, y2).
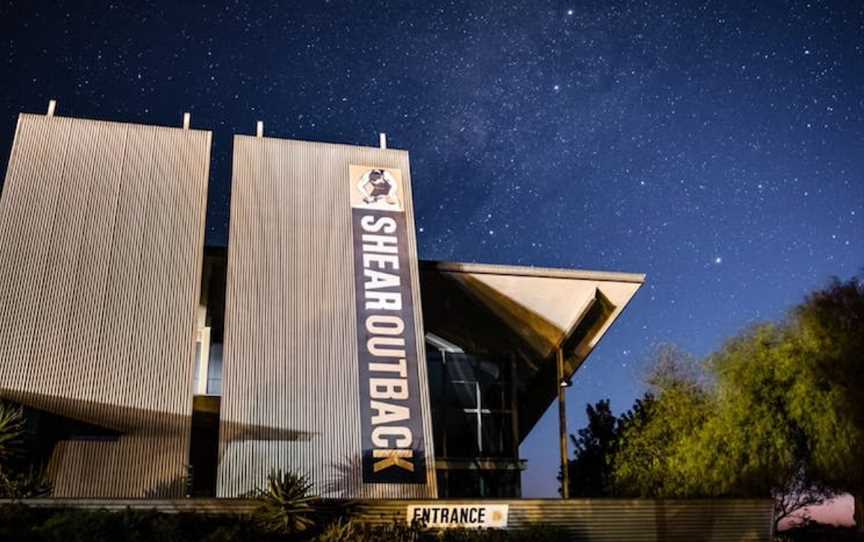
(557, 348, 570, 498)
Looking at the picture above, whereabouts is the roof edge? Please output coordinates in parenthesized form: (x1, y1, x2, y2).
(234, 133, 408, 154)
(19, 112, 213, 135)
(420, 260, 646, 284)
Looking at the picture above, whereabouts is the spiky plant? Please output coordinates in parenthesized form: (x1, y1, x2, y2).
(251, 468, 319, 535)
(316, 517, 359, 542)
(0, 402, 24, 465)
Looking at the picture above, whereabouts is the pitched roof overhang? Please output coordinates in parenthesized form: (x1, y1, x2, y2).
(418, 260, 644, 442)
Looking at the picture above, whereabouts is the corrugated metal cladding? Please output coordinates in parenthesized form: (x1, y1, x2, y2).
(0, 114, 211, 497)
(356, 499, 775, 541)
(220, 136, 436, 498)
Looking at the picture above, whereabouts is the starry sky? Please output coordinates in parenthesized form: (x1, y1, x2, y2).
(1, 1, 862, 502)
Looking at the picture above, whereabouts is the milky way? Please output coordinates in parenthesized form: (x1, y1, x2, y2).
(1, 0, 861, 496)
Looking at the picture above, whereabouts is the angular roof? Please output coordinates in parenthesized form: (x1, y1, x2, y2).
(419, 260, 644, 441)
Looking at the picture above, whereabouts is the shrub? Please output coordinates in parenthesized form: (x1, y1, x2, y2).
(436, 524, 569, 542)
(0, 465, 53, 499)
(248, 469, 319, 536)
(2, 505, 276, 542)
(316, 518, 426, 542)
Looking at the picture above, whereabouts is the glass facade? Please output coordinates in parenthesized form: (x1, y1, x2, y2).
(426, 338, 522, 497)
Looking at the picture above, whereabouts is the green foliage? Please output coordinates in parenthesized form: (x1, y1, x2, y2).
(0, 464, 53, 499)
(562, 395, 653, 497)
(436, 524, 569, 541)
(0, 504, 278, 542)
(612, 275, 864, 527)
(785, 277, 864, 493)
(0, 402, 24, 464)
(315, 519, 569, 542)
(249, 469, 320, 536)
(613, 345, 712, 498)
(316, 518, 426, 542)
(564, 399, 618, 497)
(0, 402, 52, 499)
(0, 505, 572, 542)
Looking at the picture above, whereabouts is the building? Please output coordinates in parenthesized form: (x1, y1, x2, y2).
(0, 110, 779, 539)
(0, 109, 640, 501)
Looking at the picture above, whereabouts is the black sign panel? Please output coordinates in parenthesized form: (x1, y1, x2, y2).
(351, 174, 426, 484)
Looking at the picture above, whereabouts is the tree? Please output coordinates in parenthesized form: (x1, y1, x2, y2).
(785, 276, 864, 530)
(772, 470, 833, 531)
(564, 399, 618, 497)
(613, 345, 712, 498)
(563, 395, 655, 497)
(613, 275, 864, 531)
(698, 276, 864, 530)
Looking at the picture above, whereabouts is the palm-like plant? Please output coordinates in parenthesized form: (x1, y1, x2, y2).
(251, 469, 319, 535)
(0, 402, 24, 465)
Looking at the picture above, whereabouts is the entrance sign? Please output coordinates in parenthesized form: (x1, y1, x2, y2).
(350, 165, 426, 484)
(407, 504, 510, 529)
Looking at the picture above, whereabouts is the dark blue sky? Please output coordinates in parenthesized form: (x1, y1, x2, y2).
(1, 0, 861, 497)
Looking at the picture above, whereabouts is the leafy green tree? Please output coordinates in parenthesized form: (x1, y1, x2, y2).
(614, 276, 864, 531)
(691, 276, 863, 529)
(784, 276, 864, 529)
(613, 345, 712, 498)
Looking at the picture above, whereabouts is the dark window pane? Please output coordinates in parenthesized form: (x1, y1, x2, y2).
(431, 408, 445, 454)
(447, 381, 477, 409)
(443, 355, 476, 380)
(479, 382, 510, 411)
(480, 413, 514, 457)
(427, 357, 445, 398)
(444, 410, 478, 457)
(437, 469, 520, 498)
(207, 344, 223, 396)
(443, 470, 482, 497)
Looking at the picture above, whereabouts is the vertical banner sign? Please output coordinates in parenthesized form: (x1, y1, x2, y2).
(350, 165, 426, 484)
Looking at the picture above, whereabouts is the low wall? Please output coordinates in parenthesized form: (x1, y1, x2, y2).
(5, 498, 774, 541)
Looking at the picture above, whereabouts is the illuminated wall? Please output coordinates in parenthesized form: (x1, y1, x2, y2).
(219, 136, 437, 498)
(0, 113, 211, 497)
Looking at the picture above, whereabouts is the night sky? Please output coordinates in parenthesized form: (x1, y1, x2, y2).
(1, 1, 862, 500)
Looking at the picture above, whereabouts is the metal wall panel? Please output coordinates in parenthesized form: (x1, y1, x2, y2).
(220, 136, 436, 498)
(0, 113, 211, 497)
(8, 497, 775, 542)
(356, 499, 775, 541)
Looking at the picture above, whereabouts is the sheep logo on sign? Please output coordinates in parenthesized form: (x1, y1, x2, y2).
(357, 169, 399, 209)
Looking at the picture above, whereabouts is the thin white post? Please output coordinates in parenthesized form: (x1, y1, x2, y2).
(47, 100, 57, 117)
(182, 112, 191, 130)
(256, 121, 264, 138)
(379, 133, 387, 149)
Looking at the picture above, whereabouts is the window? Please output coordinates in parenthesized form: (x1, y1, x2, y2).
(206, 343, 223, 396)
(426, 338, 516, 460)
